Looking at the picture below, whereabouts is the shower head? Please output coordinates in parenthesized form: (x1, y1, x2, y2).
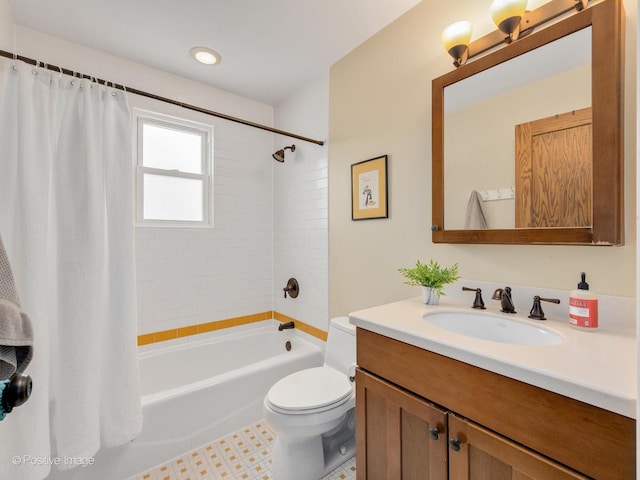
(272, 150, 285, 162)
(272, 145, 295, 162)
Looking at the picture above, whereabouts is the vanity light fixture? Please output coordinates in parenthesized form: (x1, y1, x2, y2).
(441, 21, 473, 67)
(490, 0, 528, 43)
(190, 46, 222, 66)
(443, 0, 591, 68)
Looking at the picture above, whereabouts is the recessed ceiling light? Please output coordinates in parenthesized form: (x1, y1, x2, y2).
(190, 46, 222, 66)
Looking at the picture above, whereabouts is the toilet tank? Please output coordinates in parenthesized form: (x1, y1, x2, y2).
(324, 316, 356, 374)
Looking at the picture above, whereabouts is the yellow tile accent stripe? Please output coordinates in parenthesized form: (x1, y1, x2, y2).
(137, 311, 273, 347)
(136, 310, 328, 346)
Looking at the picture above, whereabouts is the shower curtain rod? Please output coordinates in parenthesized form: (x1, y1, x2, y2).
(0, 50, 325, 146)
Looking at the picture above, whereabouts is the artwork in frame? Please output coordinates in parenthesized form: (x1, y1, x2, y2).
(351, 155, 388, 220)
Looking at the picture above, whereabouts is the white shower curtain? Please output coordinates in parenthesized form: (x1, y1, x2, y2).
(0, 58, 142, 480)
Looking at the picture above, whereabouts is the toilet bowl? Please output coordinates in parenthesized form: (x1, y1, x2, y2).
(263, 316, 356, 480)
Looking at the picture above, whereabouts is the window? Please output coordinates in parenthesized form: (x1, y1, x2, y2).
(135, 110, 213, 226)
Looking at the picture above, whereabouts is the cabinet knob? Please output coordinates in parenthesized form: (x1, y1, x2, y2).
(448, 437, 461, 452)
(428, 427, 440, 440)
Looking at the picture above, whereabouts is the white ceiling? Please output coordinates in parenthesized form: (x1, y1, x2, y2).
(9, 0, 424, 106)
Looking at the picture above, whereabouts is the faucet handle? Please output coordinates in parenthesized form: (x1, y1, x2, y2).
(283, 278, 299, 298)
(462, 287, 486, 309)
(528, 296, 561, 320)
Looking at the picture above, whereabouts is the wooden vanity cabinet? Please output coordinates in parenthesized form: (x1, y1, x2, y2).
(356, 328, 636, 479)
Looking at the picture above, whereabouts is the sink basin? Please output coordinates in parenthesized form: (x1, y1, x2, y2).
(424, 311, 562, 346)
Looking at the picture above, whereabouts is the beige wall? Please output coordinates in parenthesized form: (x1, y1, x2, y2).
(329, 0, 637, 316)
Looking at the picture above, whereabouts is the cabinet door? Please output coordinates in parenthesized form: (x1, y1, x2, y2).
(356, 369, 447, 480)
(448, 415, 589, 480)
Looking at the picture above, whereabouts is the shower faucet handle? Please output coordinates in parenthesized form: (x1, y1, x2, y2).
(283, 278, 299, 299)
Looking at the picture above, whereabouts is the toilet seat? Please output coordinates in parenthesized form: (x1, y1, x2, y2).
(266, 367, 353, 415)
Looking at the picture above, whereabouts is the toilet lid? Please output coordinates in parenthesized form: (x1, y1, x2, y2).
(267, 367, 353, 411)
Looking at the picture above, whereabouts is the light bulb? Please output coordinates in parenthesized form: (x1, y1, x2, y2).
(441, 21, 473, 53)
(490, 0, 528, 35)
(190, 47, 222, 66)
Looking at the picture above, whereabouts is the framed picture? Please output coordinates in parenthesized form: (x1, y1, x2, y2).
(351, 155, 388, 220)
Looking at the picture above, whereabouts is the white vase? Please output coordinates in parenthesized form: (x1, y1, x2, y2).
(422, 286, 440, 305)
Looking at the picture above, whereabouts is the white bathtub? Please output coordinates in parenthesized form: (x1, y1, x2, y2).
(48, 322, 323, 480)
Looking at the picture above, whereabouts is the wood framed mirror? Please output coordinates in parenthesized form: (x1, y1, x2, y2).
(432, 0, 624, 245)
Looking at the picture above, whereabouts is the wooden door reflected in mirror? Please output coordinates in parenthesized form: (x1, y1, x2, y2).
(515, 108, 592, 228)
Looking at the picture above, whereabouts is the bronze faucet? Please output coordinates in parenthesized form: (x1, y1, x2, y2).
(278, 321, 295, 331)
(492, 287, 516, 314)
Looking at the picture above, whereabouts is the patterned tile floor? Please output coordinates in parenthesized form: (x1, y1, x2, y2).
(129, 421, 356, 480)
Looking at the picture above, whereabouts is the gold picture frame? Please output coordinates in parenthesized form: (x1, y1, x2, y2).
(351, 155, 388, 220)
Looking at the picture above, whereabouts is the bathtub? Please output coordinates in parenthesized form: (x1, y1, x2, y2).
(48, 322, 322, 480)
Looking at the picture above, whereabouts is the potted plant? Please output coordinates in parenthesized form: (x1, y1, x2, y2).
(398, 260, 460, 305)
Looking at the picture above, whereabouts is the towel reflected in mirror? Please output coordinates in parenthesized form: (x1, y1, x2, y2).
(465, 190, 489, 229)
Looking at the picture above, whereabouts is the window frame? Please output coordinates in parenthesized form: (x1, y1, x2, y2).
(134, 109, 213, 227)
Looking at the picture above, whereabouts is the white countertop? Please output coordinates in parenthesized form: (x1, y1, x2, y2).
(350, 296, 637, 419)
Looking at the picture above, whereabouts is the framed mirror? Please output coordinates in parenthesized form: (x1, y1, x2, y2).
(432, 0, 624, 245)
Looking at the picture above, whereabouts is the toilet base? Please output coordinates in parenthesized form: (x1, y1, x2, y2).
(272, 434, 324, 480)
(323, 436, 355, 474)
(271, 435, 355, 480)
(270, 408, 356, 480)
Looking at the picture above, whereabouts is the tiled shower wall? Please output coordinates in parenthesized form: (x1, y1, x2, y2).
(135, 72, 330, 341)
(273, 76, 330, 337)
(135, 104, 275, 337)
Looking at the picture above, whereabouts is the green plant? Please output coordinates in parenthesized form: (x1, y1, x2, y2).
(398, 260, 460, 295)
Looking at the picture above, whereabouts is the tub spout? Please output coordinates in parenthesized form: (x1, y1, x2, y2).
(278, 321, 295, 331)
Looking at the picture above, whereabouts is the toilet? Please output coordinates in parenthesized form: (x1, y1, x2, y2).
(263, 316, 356, 480)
